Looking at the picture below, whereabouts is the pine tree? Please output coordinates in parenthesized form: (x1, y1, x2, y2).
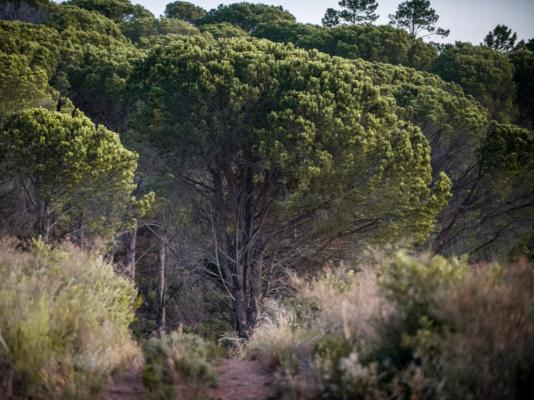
(389, 0, 449, 38)
(338, 0, 379, 24)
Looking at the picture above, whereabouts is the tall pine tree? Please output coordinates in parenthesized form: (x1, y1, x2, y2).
(389, 0, 449, 38)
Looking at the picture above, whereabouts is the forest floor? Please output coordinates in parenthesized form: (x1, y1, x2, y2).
(102, 367, 144, 400)
(209, 359, 276, 400)
(102, 359, 275, 400)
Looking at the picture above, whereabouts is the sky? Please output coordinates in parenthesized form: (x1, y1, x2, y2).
(131, 0, 534, 44)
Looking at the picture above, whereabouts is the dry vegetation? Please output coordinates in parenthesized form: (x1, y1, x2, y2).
(248, 252, 534, 399)
(0, 239, 141, 399)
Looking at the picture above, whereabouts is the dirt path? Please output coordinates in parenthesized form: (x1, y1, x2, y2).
(102, 367, 144, 400)
(210, 359, 275, 400)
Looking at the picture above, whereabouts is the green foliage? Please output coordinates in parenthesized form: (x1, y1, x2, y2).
(433, 120, 534, 259)
(381, 252, 469, 328)
(120, 16, 199, 43)
(47, 4, 125, 40)
(253, 22, 438, 70)
(480, 121, 534, 173)
(483, 24, 517, 52)
(129, 35, 449, 247)
(338, 0, 379, 24)
(0, 20, 63, 78)
(0, 239, 140, 398)
(199, 22, 247, 39)
(322, 8, 340, 27)
(0, 10, 137, 127)
(65, 0, 153, 22)
(198, 2, 296, 32)
(389, 0, 449, 38)
(163, 1, 206, 23)
(0, 108, 138, 240)
(433, 42, 517, 121)
(142, 332, 218, 399)
(0, 51, 57, 120)
(509, 48, 534, 128)
(358, 59, 488, 181)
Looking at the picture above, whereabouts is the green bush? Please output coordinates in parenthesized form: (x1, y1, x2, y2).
(0, 239, 140, 399)
(142, 332, 218, 400)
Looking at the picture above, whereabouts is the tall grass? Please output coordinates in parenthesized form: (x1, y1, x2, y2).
(0, 239, 141, 399)
(249, 251, 534, 399)
(142, 331, 219, 400)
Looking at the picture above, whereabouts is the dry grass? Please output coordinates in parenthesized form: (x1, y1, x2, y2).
(249, 251, 534, 399)
(0, 238, 141, 399)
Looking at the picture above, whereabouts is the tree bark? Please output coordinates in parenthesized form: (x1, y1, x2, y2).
(158, 229, 167, 336)
(36, 199, 50, 241)
(248, 253, 264, 330)
(125, 221, 137, 280)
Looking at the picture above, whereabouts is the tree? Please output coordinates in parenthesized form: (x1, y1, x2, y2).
(197, 2, 295, 32)
(322, 8, 340, 27)
(0, 108, 138, 242)
(0, 51, 57, 121)
(338, 0, 379, 24)
(433, 43, 517, 122)
(65, 0, 153, 22)
(389, 0, 449, 38)
(120, 16, 199, 44)
(253, 21, 437, 70)
(199, 22, 247, 39)
(128, 36, 450, 337)
(483, 25, 517, 53)
(163, 1, 206, 23)
(433, 121, 534, 259)
(509, 48, 534, 128)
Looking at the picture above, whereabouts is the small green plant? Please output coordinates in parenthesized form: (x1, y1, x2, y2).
(142, 331, 218, 400)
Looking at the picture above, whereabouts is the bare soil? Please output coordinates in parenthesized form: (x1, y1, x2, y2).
(209, 359, 275, 400)
(101, 367, 144, 400)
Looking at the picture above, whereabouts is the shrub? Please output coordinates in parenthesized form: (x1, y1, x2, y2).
(0, 239, 140, 399)
(420, 260, 534, 399)
(250, 251, 534, 399)
(142, 331, 218, 400)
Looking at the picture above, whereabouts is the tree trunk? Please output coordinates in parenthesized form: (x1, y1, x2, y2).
(233, 287, 249, 339)
(247, 253, 264, 330)
(36, 199, 50, 241)
(125, 221, 137, 280)
(158, 230, 166, 336)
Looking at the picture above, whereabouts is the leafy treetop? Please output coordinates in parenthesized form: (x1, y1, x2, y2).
(197, 2, 295, 32)
(483, 24, 517, 53)
(389, 0, 449, 38)
(163, 1, 206, 23)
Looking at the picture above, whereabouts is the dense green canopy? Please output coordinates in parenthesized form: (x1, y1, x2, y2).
(432, 43, 517, 122)
(65, 0, 153, 22)
(0, 108, 138, 240)
(197, 2, 295, 32)
(509, 48, 534, 129)
(252, 22, 437, 70)
(127, 35, 450, 336)
(164, 1, 206, 23)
